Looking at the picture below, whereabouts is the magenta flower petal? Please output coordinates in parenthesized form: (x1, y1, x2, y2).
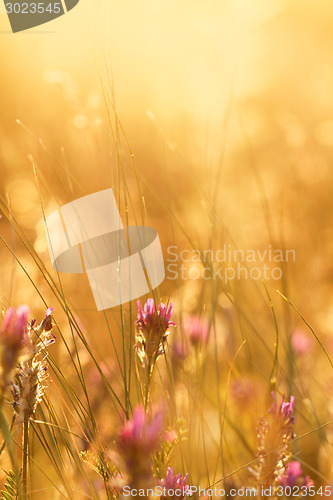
(118, 405, 164, 456)
(15, 305, 29, 332)
(183, 315, 209, 346)
(1, 305, 29, 343)
(146, 410, 164, 448)
(45, 307, 54, 317)
(279, 461, 314, 488)
(1, 307, 15, 333)
(135, 298, 176, 370)
(160, 467, 190, 498)
(280, 396, 295, 422)
(132, 406, 145, 440)
(0, 305, 30, 393)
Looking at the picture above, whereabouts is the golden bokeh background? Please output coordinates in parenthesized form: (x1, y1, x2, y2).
(0, 0, 333, 495)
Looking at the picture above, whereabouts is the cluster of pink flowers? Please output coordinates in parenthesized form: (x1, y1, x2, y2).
(269, 393, 295, 433)
(1, 306, 29, 343)
(128, 301, 315, 498)
(279, 461, 314, 488)
(250, 392, 314, 497)
(117, 405, 165, 490)
(136, 299, 175, 334)
(117, 404, 191, 497)
(118, 406, 164, 458)
(159, 467, 190, 499)
(0, 305, 55, 422)
(135, 299, 175, 373)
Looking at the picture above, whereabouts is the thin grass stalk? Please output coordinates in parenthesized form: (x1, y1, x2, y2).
(22, 418, 29, 499)
(0, 407, 19, 478)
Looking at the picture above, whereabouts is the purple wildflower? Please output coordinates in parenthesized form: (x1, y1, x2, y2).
(1, 305, 29, 347)
(0, 306, 29, 396)
(40, 307, 54, 332)
(117, 405, 165, 490)
(279, 461, 314, 488)
(118, 406, 164, 456)
(30, 307, 55, 349)
(135, 299, 175, 373)
(183, 315, 209, 346)
(11, 307, 55, 421)
(160, 467, 190, 498)
(250, 393, 296, 497)
(136, 299, 175, 332)
(270, 393, 295, 430)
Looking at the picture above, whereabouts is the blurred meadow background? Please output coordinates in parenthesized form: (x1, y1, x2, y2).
(0, 0, 333, 497)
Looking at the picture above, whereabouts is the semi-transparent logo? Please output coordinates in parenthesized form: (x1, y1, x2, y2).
(45, 189, 165, 311)
(3, 0, 79, 32)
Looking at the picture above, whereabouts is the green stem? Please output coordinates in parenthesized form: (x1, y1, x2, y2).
(144, 366, 152, 411)
(0, 406, 19, 476)
(23, 418, 29, 499)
